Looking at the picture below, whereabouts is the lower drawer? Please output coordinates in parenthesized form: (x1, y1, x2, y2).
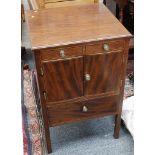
(47, 96, 119, 126)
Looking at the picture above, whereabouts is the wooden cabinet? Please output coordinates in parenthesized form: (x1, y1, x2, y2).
(39, 39, 125, 124)
(26, 4, 132, 153)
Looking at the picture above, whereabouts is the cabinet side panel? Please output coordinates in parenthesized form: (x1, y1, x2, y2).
(33, 51, 52, 153)
(118, 38, 131, 111)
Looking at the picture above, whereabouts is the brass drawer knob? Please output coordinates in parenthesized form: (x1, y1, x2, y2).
(60, 49, 65, 58)
(103, 43, 109, 51)
(43, 91, 47, 100)
(82, 105, 88, 112)
(85, 74, 91, 81)
(40, 68, 44, 76)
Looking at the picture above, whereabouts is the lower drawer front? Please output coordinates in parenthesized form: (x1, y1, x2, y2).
(47, 96, 119, 126)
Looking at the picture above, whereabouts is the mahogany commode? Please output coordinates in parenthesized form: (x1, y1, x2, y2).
(26, 4, 132, 153)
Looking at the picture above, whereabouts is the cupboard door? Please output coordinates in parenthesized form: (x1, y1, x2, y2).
(84, 51, 123, 97)
(42, 56, 83, 102)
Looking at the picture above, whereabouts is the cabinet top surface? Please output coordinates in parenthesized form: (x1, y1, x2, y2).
(26, 4, 132, 49)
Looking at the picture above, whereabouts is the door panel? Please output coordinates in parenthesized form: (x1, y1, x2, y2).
(42, 56, 83, 102)
(84, 51, 123, 96)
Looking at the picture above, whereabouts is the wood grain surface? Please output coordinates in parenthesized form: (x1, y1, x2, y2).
(40, 45, 83, 61)
(85, 39, 125, 55)
(84, 50, 123, 96)
(26, 4, 131, 49)
(42, 56, 84, 102)
(47, 95, 119, 126)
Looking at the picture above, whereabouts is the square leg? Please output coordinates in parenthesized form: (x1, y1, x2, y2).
(114, 114, 121, 138)
(45, 127, 52, 154)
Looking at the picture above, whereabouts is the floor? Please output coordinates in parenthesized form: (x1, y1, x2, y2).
(50, 116, 133, 155)
(22, 1, 134, 155)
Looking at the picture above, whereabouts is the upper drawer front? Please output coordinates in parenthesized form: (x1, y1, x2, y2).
(47, 96, 119, 126)
(40, 45, 83, 61)
(85, 39, 125, 55)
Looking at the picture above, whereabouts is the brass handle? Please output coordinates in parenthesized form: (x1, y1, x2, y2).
(60, 50, 65, 58)
(82, 105, 88, 112)
(43, 91, 47, 100)
(40, 68, 44, 76)
(103, 43, 109, 51)
(85, 74, 91, 81)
